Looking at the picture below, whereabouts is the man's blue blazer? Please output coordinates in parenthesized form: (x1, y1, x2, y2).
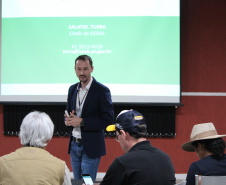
(66, 77, 114, 158)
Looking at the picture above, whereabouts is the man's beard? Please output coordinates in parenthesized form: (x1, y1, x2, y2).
(79, 75, 87, 83)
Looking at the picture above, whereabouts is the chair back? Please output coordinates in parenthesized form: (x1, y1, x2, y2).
(195, 174, 226, 185)
(176, 180, 186, 185)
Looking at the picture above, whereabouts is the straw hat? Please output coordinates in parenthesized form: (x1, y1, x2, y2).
(182, 122, 226, 152)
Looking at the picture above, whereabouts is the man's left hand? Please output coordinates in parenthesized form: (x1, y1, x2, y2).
(65, 110, 83, 127)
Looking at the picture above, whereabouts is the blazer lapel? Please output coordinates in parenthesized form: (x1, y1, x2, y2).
(71, 84, 79, 115)
(82, 78, 96, 114)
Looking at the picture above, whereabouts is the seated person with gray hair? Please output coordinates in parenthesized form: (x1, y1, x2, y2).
(0, 111, 71, 185)
(100, 109, 176, 185)
(182, 122, 226, 185)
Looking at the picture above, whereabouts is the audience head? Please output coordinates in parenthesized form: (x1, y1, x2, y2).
(107, 109, 147, 139)
(182, 122, 226, 158)
(19, 111, 54, 148)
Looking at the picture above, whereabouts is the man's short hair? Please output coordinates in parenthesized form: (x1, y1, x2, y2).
(75, 55, 93, 67)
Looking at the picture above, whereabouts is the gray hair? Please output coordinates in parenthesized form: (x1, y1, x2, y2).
(19, 111, 54, 148)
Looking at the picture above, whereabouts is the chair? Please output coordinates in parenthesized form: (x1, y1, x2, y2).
(176, 180, 186, 185)
(195, 174, 226, 185)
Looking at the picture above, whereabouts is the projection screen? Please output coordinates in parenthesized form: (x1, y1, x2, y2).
(0, 0, 180, 104)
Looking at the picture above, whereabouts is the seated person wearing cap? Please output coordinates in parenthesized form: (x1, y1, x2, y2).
(0, 111, 71, 185)
(100, 110, 176, 185)
(182, 122, 226, 185)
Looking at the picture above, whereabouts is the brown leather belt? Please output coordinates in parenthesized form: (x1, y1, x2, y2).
(73, 137, 82, 143)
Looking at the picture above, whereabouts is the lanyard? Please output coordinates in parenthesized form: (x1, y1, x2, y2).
(77, 89, 89, 111)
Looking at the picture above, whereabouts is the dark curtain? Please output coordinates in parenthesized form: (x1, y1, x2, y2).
(3, 104, 175, 137)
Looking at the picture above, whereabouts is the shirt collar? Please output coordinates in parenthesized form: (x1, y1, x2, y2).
(77, 77, 93, 90)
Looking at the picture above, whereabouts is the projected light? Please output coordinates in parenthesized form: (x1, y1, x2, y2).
(0, 0, 180, 104)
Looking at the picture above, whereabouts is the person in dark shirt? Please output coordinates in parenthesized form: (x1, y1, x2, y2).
(100, 109, 176, 185)
(65, 55, 114, 181)
(182, 122, 226, 185)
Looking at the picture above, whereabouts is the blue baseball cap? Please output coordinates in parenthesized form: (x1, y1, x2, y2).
(106, 110, 145, 133)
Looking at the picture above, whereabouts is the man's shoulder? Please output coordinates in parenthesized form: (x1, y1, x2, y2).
(0, 148, 23, 162)
(116, 150, 137, 162)
(125, 141, 172, 161)
(0, 152, 13, 162)
(154, 147, 171, 156)
(68, 83, 79, 93)
(92, 78, 110, 91)
(114, 147, 169, 169)
(69, 82, 79, 88)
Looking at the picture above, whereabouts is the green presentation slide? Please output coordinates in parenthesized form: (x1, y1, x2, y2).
(0, 0, 180, 103)
(2, 16, 179, 84)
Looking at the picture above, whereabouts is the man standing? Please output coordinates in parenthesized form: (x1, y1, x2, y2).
(65, 55, 114, 181)
(100, 110, 176, 185)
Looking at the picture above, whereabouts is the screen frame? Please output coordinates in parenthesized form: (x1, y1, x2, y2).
(0, 0, 181, 106)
